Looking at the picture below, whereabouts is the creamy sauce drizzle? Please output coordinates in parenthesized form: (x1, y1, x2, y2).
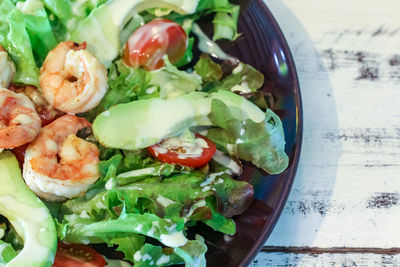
(192, 23, 237, 63)
(160, 231, 188, 247)
(156, 195, 176, 208)
(117, 167, 156, 178)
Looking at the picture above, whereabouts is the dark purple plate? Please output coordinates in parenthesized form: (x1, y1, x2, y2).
(96, 1, 302, 265)
(197, 0, 302, 266)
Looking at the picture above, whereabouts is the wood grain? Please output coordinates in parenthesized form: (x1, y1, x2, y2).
(252, 0, 400, 265)
(250, 252, 400, 267)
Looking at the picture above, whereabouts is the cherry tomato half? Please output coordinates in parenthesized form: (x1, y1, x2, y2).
(52, 243, 105, 267)
(147, 134, 217, 168)
(123, 19, 187, 70)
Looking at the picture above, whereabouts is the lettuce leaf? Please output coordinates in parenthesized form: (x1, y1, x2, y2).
(194, 56, 264, 94)
(83, 60, 151, 122)
(58, 169, 253, 261)
(133, 244, 182, 266)
(17, 0, 57, 64)
(194, 54, 222, 82)
(41, 0, 107, 34)
(207, 99, 289, 174)
(174, 235, 207, 267)
(0, 0, 39, 85)
(132, 236, 206, 267)
(0, 240, 17, 264)
(203, 196, 235, 234)
(109, 234, 145, 262)
(216, 62, 264, 93)
(197, 0, 240, 41)
(57, 210, 187, 247)
(149, 58, 202, 99)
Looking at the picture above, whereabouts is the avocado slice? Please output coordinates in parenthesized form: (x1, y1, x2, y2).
(71, 0, 199, 66)
(0, 151, 57, 267)
(93, 90, 265, 150)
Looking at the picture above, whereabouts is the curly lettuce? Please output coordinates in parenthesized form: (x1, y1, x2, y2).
(57, 152, 253, 262)
(207, 99, 289, 174)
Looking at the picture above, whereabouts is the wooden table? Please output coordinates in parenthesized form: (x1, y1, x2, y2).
(252, 0, 400, 265)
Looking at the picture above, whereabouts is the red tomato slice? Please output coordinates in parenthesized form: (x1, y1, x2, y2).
(147, 134, 217, 168)
(123, 18, 187, 70)
(53, 243, 105, 267)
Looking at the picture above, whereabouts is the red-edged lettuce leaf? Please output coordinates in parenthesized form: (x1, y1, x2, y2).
(207, 98, 289, 174)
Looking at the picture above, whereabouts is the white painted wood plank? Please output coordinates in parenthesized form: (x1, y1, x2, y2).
(251, 252, 400, 267)
(256, 0, 400, 251)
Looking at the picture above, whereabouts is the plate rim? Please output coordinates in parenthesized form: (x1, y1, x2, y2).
(240, 1, 303, 265)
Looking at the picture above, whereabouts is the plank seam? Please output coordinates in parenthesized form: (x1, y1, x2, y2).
(261, 247, 400, 255)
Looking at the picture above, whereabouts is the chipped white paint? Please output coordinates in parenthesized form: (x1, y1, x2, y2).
(251, 253, 400, 267)
(253, 0, 400, 265)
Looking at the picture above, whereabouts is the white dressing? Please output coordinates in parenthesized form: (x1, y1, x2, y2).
(200, 171, 225, 187)
(135, 224, 143, 232)
(156, 195, 176, 208)
(156, 255, 171, 265)
(160, 231, 188, 247)
(192, 23, 237, 63)
(117, 167, 156, 178)
(212, 150, 242, 175)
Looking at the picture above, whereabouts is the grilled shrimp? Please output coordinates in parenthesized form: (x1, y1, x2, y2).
(0, 47, 16, 88)
(23, 114, 100, 201)
(40, 41, 108, 114)
(0, 88, 41, 151)
(9, 84, 62, 126)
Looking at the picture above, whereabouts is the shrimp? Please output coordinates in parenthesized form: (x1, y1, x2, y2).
(39, 41, 108, 114)
(0, 47, 16, 88)
(0, 88, 41, 151)
(23, 114, 100, 201)
(9, 84, 62, 126)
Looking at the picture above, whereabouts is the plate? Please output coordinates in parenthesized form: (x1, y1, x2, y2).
(195, 0, 303, 265)
(93, 0, 302, 265)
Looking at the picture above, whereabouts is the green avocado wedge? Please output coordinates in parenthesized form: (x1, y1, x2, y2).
(0, 151, 57, 267)
(92, 90, 265, 150)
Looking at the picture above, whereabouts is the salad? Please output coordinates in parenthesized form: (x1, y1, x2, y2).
(0, 0, 289, 266)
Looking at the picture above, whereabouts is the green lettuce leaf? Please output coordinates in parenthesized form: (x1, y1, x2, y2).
(2, 225, 23, 252)
(194, 56, 264, 94)
(207, 99, 289, 174)
(174, 235, 207, 267)
(109, 234, 145, 262)
(216, 62, 264, 93)
(212, 6, 240, 41)
(149, 58, 202, 99)
(133, 244, 182, 266)
(61, 171, 252, 237)
(0, 240, 18, 264)
(41, 0, 107, 34)
(0, 0, 38, 85)
(16, 0, 57, 64)
(57, 210, 187, 247)
(196, 0, 240, 41)
(58, 169, 253, 261)
(194, 54, 222, 82)
(203, 196, 235, 235)
(41, 0, 72, 28)
(83, 60, 151, 122)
